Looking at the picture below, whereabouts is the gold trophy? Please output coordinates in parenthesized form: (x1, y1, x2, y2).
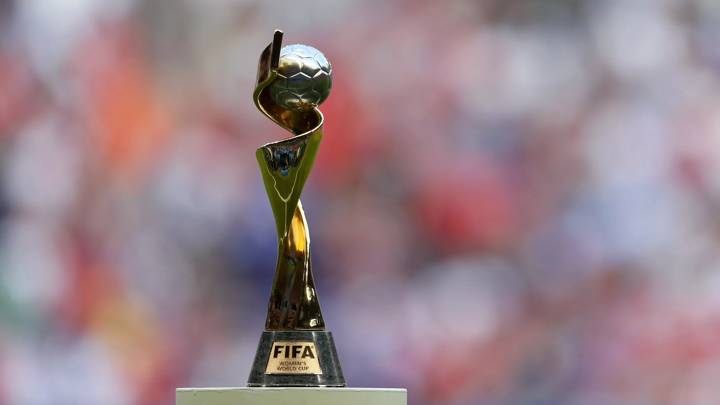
(247, 30, 344, 387)
(176, 30, 406, 404)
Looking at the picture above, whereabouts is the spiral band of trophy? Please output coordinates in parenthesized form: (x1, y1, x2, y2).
(247, 30, 345, 387)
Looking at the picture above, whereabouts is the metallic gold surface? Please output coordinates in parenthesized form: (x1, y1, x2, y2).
(254, 30, 330, 331)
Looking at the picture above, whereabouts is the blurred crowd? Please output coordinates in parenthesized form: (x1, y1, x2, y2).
(2, 0, 720, 404)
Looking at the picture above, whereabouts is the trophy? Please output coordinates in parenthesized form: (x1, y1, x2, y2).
(176, 30, 406, 404)
(247, 30, 344, 387)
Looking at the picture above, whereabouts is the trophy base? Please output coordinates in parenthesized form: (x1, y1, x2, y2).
(176, 387, 407, 405)
(247, 330, 345, 387)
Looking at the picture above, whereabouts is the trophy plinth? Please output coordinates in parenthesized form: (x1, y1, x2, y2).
(177, 388, 407, 405)
(247, 30, 344, 387)
(248, 331, 343, 387)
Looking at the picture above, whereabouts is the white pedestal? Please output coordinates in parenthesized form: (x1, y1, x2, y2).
(176, 387, 407, 405)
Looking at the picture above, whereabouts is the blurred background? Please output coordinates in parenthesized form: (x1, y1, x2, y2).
(1, 0, 720, 403)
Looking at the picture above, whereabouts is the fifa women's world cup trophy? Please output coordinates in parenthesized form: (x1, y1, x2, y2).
(247, 30, 343, 387)
(175, 30, 406, 405)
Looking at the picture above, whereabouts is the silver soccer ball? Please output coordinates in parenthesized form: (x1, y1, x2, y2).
(268, 44, 332, 111)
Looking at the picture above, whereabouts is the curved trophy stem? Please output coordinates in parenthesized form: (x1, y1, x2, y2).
(256, 132, 324, 330)
(266, 202, 322, 330)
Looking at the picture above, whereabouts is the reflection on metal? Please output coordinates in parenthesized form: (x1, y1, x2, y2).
(253, 30, 332, 330)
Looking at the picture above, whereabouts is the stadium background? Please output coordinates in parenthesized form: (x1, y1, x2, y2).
(1, 0, 720, 403)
